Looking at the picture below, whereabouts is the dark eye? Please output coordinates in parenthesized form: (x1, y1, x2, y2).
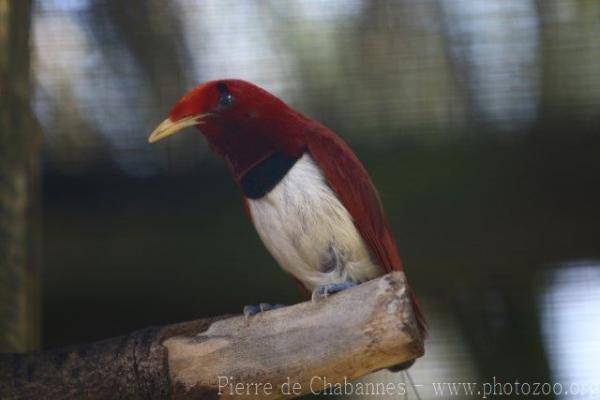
(217, 82, 234, 108)
(219, 93, 234, 107)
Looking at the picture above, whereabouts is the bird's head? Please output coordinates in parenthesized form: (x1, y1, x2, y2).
(149, 79, 307, 179)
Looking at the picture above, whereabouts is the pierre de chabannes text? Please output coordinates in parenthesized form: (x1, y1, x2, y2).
(217, 376, 408, 396)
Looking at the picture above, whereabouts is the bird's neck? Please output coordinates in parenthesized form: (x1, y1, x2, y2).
(240, 151, 302, 199)
(203, 111, 309, 181)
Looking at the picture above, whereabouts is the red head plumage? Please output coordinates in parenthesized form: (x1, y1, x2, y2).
(150, 79, 306, 179)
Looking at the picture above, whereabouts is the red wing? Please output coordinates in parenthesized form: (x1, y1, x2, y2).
(242, 197, 252, 221)
(306, 125, 426, 334)
(305, 126, 403, 273)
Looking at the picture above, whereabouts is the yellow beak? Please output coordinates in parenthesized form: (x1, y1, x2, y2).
(148, 114, 209, 143)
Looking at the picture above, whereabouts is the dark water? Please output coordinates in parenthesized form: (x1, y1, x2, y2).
(42, 134, 600, 399)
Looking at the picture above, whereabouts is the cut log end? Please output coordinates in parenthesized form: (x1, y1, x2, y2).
(163, 271, 424, 399)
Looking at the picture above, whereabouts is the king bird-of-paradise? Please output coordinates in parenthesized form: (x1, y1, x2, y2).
(148, 79, 426, 343)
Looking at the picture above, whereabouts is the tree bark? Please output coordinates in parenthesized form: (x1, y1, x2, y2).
(0, 272, 424, 400)
(0, 0, 41, 353)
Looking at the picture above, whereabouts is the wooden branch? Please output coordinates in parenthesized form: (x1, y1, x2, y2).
(0, 272, 424, 400)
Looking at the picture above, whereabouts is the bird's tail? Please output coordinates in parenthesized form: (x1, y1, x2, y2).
(403, 370, 423, 400)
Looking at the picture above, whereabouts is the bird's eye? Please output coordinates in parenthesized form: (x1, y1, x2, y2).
(219, 93, 234, 107)
(217, 82, 234, 108)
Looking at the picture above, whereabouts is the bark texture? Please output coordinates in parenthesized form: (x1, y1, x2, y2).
(0, 272, 424, 400)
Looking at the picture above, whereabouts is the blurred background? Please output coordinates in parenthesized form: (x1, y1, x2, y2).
(1, 0, 599, 398)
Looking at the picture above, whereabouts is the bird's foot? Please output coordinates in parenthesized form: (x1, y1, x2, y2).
(312, 281, 357, 302)
(243, 303, 286, 318)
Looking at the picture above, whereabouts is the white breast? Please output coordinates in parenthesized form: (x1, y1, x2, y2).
(247, 153, 383, 291)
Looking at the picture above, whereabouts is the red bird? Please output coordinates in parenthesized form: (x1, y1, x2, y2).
(148, 79, 425, 336)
